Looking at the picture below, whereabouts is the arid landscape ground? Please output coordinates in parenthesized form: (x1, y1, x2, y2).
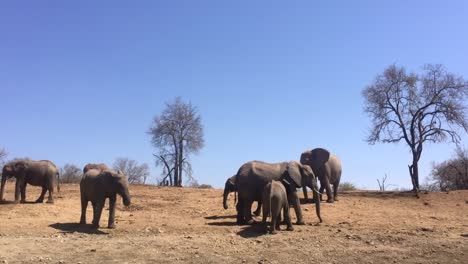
(0, 182, 467, 264)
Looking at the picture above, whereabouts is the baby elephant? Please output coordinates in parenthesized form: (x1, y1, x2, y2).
(80, 169, 131, 228)
(262, 180, 293, 234)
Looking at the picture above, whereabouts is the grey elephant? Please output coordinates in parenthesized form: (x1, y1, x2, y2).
(0, 159, 60, 204)
(235, 160, 321, 225)
(300, 148, 342, 203)
(83, 163, 109, 174)
(262, 180, 293, 234)
(80, 169, 131, 228)
(223, 175, 262, 216)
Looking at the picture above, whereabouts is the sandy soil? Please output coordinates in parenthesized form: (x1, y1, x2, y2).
(0, 182, 467, 264)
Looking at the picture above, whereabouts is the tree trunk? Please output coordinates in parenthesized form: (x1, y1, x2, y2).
(178, 141, 183, 187)
(173, 147, 179, 187)
(408, 157, 420, 196)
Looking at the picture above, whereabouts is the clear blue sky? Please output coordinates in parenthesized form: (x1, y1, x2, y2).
(1, 1, 467, 189)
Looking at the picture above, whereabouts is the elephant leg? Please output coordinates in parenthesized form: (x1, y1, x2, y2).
(46, 185, 54, 204)
(261, 198, 268, 233)
(236, 198, 246, 225)
(20, 182, 27, 203)
(36, 187, 47, 203)
(284, 203, 294, 231)
(302, 186, 309, 203)
(289, 191, 304, 225)
(319, 185, 325, 201)
(91, 200, 105, 228)
(243, 199, 255, 225)
(108, 195, 116, 228)
(275, 215, 281, 231)
(333, 179, 341, 201)
(324, 179, 334, 203)
(14, 179, 22, 203)
(80, 196, 88, 224)
(253, 200, 262, 216)
(270, 206, 280, 234)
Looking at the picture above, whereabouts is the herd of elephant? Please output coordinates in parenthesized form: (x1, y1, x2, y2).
(0, 148, 342, 233)
(0, 161, 131, 229)
(223, 148, 342, 234)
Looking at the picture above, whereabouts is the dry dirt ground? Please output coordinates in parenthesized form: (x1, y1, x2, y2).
(0, 182, 467, 264)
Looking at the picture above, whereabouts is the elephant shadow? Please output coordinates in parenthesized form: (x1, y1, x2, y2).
(205, 215, 240, 227)
(0, 200, 37, 205)
(237, 223, 266, 238)
(0, 200, 16, 205)
(204, 215, 237, 220)
(49, 223, 108, 235)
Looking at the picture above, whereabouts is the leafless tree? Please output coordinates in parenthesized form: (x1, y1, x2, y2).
(430, 146, 468, 191)
(148, 97, 204, 187)
(113, 158, 150, 184)
(60, 163, 82, 183)
(363, 64, 468, 193)
(377, 174, 388, 191)
(0, 148, 7, 167)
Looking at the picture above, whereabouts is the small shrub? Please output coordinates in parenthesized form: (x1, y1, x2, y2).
(197, 184, 213, 189)
(338, 182, 357, 191)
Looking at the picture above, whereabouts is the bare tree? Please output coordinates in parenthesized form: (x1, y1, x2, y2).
(113, 158, 150, 184)
(377, 174, 388, 191)
(60, 163, 82, 183)
(363, 64, 468, 193)
(430, 146, 468, 191)
(0, 148, 7, 167)
(148, 97, 204, 187)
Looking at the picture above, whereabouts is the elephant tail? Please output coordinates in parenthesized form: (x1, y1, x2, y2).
(268, 182, 273, 219)
(56, 171, 60, 193)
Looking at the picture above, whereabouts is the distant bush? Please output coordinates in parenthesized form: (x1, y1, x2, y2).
(338, 182, 357, 191)
(197, 184, 213, 189)
(60, 163, 82, 183)
(429, 147, 468, 191)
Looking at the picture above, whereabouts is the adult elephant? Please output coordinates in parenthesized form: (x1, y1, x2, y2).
(235, 160, 321, 225)
(0, 160, 60, 204)
(83, 163, 109, 174)
(223, 175, 262, 216)
(300, 148, 342, 203)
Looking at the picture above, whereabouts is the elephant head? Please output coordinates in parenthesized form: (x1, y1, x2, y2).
(0, 163, 15, 201)
(223, 175, 237, 209)
(103, 170, 131, 206)
(300, 148, 331, 171)
(285, 161, 315, 188)
(286, 161, 322, 223)
(13, 160, 29, 178)
(83, 163, 109, 174)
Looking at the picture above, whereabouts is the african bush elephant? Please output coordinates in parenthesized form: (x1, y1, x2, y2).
(83, 163, 109, 174)
(80, 169, 131, 228)
(0, 160, 60, 204)
(235, 160, 321, 225)
(300, 148, 342, 203)
(223, 175, 262, 216)
(262, 180, 293, 234)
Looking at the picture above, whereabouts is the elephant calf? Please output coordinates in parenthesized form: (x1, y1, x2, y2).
(80, 169, 131, 229)
(262, 180, 293, 234)
(223, 175, 262, 216)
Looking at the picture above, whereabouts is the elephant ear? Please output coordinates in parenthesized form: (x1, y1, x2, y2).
(287, 161, 302, 188)
(14, 161, 28, 172)
(311, 148, 331, 168)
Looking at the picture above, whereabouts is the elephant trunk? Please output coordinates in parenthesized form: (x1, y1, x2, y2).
(312, 185, 322, 223)
(0, 174, 6, 202)
(121, 189, 131, 207)
(223, 188, 229, 209)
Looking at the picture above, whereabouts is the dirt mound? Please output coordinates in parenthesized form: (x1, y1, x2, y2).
(0, 183, 467, 263)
